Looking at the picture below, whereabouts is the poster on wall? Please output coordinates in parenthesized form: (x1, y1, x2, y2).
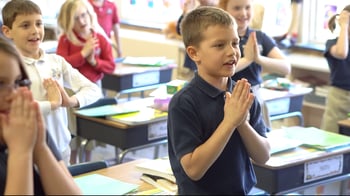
(260, 0, 291, 37)
(323, 4, 337, 29)
(121, 0, 182, 29)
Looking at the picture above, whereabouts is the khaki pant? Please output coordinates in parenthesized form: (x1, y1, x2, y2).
(321, 86, 350, 133)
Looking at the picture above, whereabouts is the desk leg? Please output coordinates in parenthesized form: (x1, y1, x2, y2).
(78, 138, 90, 163)
(154, 145, 160, 159)
(116, 140, 168, 164)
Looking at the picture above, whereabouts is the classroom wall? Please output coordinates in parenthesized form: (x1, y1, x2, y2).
(118, 28, 185, 80)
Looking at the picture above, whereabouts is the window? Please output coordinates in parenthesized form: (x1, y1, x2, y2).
(34, 0, 347, 51)
(32, 0, 65, 20)
(258, 0, 346, 51)
(301, 0, 347, 48)
(116, 0, 184, 30)
(31, 0, 65, 28)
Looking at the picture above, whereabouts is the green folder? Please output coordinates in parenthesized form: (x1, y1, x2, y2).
(74, 174, 139, 195)
(282, 126, 350, 152)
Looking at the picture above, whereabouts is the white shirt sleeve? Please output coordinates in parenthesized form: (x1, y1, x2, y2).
(58, 55, 103, 108)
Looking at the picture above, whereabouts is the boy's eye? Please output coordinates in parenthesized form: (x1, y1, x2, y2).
(21, 24, 29, 28)
(232, 42, 239, 47)
(215, 43, 224, 48)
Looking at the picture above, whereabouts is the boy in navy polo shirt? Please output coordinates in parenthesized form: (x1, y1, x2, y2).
(167, 6, 271, 195)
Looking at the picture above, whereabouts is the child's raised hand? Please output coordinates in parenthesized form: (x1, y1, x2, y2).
(81, 35, 99, 58)
(338, 10, 350, 28)
(43, 78, 62, 110)
(244, 32, 260, 63)
(223, 79, 254, 127)
(54, 80, 79, 108)
(0, 87, 37, 154)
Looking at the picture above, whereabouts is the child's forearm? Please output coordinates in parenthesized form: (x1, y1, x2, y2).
(34, 146, 81, 195)
(5, 153, 34, 195)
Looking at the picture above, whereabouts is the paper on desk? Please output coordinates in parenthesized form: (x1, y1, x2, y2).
(108, 107, 167, 125)
(267, 131, 302, 154)
(74, 174, 139, 195)
(122, 56, 174, 67)
(75, 104, 139, 117)
(280, 126, 350, 151)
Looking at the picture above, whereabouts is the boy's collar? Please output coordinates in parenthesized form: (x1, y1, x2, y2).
(22, 48, 45, 64)
(239, 27, 253, 41)
(194, 73, 233, 98)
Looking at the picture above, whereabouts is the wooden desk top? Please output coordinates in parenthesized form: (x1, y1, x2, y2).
(76, 159, 155, 193)
(338, 119, 350, 128)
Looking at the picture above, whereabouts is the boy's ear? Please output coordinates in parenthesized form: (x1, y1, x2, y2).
(186, 46, 199, 62)
(1, 25, 12, 39)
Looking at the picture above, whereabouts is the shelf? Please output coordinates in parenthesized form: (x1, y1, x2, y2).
(303, 101, 325, 110)
(287, 53, 329, 73)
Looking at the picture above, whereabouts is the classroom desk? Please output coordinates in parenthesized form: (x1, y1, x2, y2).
(253, 126, 350, 194)
(76, 158, 268, 195)
(338, 119, 350, 136)
(75, 98, 168, 163)
(102, 63, 176, 98)
(261, 87, 312, 126)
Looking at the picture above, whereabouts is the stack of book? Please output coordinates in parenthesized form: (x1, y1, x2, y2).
(135, 158, 177, 195)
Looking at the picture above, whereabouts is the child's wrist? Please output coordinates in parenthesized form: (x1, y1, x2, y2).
(90, 59, 97, 67)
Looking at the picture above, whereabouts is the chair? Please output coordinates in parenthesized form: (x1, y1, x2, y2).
(74, 97, 118, 162)
(68, 160, 109, 176)
(79, 97, 117, 110)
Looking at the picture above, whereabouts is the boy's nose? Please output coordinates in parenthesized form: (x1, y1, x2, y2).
(31, 26, 39, 34)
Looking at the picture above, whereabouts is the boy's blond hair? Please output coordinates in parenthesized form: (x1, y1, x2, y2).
(2, 0, 42, 28)
(57, 0, 104, 45)
(180, 6, 235, 48)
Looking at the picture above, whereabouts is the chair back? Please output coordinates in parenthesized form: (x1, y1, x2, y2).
(68, 160, 109, 176)
(79, 97, 117, 110)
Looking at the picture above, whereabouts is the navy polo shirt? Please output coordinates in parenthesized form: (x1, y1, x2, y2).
(232, 28, 276, 86)
(324, 38, 350, 91)
(167, 73, 268, 194)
